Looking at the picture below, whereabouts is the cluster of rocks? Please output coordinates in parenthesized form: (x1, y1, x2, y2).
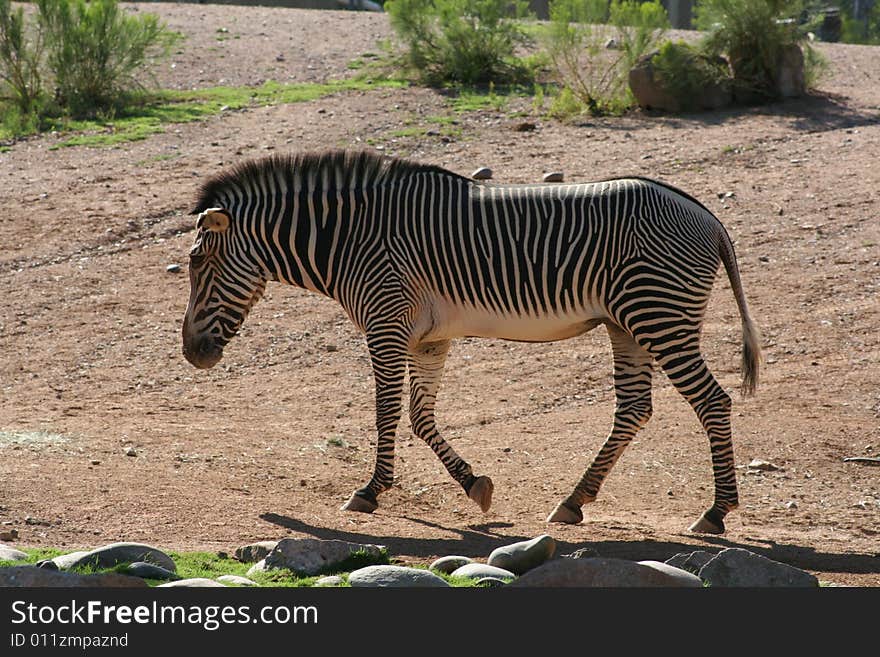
(0, 537, 822, 588)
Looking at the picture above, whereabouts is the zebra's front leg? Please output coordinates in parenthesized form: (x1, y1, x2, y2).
(548, 325, 654, 524)
(409, 340, 493, 512)
(340, 334, 407, 514)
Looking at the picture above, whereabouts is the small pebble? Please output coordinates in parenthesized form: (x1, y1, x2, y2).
(471, 167, 493, 181)
(542, 171, 564, 183)
(125, 446, 137, 457)
(166, 264, 182, 273)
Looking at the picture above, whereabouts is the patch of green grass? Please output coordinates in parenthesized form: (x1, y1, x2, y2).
(16, 77, 410, 149)
(390, 126, 427, 139)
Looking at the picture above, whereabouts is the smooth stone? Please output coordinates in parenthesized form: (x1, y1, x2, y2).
(665, 550, 716, 575)
(36, 559, 59, 570)
(542, 171, 564, 183)
(314, 575, 345, 587)
(450, 563, 516, 580)
(348, 565, 449, 588)
(0, 546, 28, 561)
(217, 575, 258, 587)
(264, 538, 385, 576)
(234, 541, 278, 563)
(698, 548, 818, 587)
(487, 535, 556, 575)
(158, 578, 227, 587)
(429, 555, 473, 574)
(471, 167, 493, 180)
(64, 543, 176, 572)
(637, 560, 704, 587)
(474, 577, 508, 587)
(509, 558, 703, 587)
(51, 551, 92, 570)
(0, 566, 147, 588)
(246, 559, 267, 577)
(126, 562, 179, 581)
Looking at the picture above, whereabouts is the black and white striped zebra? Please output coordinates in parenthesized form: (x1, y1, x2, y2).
(181, 150, 760, 534)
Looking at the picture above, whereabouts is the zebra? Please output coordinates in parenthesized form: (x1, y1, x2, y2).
(181, 149, 760, 535)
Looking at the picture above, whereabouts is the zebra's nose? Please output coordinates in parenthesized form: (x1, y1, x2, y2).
(183, 334, 223, 369)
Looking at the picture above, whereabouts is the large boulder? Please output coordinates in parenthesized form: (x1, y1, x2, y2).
(348, 565, 449, 588)
(698, 548, 818, 587)
(263, 538, 385, 576)
(629, 50, 733, 113)
(62, 543, 176, 573)
(234, 541, 278, 563)
(773, 44, 806, 98)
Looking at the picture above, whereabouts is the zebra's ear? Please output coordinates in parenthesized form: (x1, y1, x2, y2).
(197, 208, 230, 232)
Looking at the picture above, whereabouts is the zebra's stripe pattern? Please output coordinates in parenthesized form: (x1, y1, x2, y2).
(182, 150, 760, 534)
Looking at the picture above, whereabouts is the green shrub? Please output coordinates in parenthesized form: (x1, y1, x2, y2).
(384, 0, 535, 85)
(650, 40, 731, 111)
(544, 0, 667, 116)
(0, 0, 46, 120)
(37, 0, 177, 118)
(695, 0, 809, 97)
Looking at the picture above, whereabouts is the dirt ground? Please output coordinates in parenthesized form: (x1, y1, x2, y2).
(1, 4, 878, 586)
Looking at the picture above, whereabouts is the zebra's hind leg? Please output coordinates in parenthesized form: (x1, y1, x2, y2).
(340, 332, 407, 514)
(409, 340, 493, 512)
(639, 333, 737, 535)
(548, 324, 654, 524)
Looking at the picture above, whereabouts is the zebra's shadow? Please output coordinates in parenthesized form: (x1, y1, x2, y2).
(259, 512, 879, 579)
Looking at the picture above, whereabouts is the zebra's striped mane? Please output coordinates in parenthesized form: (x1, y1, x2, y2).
(192, 149, 467, 214)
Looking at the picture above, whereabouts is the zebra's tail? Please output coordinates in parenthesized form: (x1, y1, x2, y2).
(718, 229, 762, 396)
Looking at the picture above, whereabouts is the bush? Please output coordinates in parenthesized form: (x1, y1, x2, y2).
(37, 0, 176, 118)
(544, 0, 667, 116)
(385, 0, 535, 85)
(649, 40, 731, 111)
(695, 0, 809, 97)
(0, 0, 45, 120)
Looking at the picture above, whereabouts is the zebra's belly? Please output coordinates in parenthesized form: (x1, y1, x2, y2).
(423, 298, 607, 343)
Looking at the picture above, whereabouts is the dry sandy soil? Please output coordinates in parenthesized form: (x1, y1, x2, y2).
(1, 3, 878, 586)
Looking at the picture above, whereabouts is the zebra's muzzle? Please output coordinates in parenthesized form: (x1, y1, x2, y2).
(183, 334, 223, 369)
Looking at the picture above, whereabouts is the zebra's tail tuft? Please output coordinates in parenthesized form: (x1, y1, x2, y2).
(717, 228, 762, 397)
(740, 314, 761, 397)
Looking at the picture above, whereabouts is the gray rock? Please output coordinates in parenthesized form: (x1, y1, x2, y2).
(0, 546, 28, 561)
(166, 264, 182, 273)
(637, 561, 703, 587)
(158, 578, 227, 588)
(471, 167, 493, 181)
(542, 172, 564, 183)
(450, 563, 516, 581)
(314, 575, 345, 587)
(50, 551, 91, 570)
(264, 538, 385, 576)
(217, 575, 258, 587)
(487, 535, 556, 575)
(698, 548, 818, 587)
(125, 562, 179, 581)
(234, 541, 279, 563)
(474, 577, 508, 587)
(64, 543, 176, 573)
(665, 550, 716, 575)
(429, 555, 473, 574)
(124, 446, 137, 457)
(348, 565, 449, 588)
(562, 547, 600, 560)
(246, 559, 267, 577)
(0, 566, 147, 588)
(509, 558, 703, 587)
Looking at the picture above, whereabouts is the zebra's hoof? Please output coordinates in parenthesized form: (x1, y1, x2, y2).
(467, 476, 494, 512)
(546, 501, 583, 524)
(340, 493, 378, 514)
(688, 513, 725, 534)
